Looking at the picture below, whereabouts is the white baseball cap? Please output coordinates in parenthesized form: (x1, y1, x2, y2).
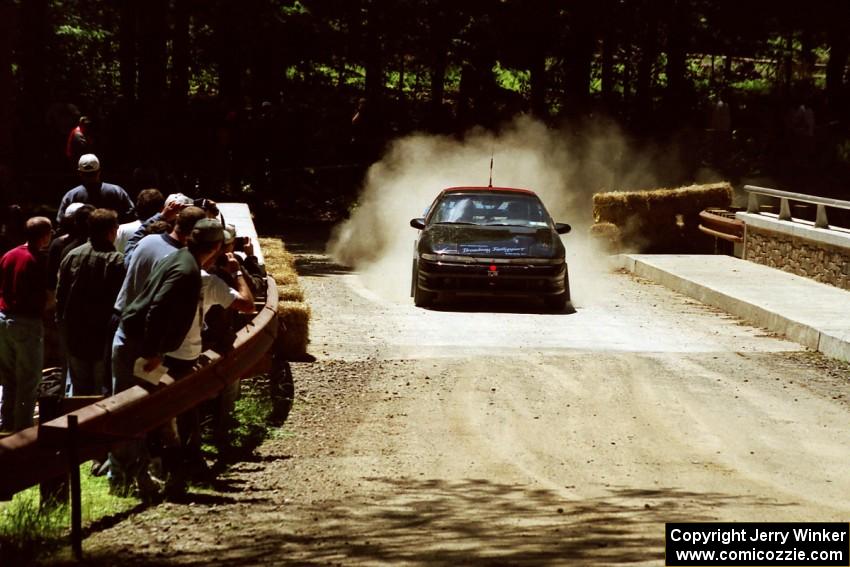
(164, 192, 194, 208)
(78, 153, 100, 173)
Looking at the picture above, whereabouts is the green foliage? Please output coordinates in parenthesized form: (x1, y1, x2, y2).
(492, 62, 529, 94)
(230, 379, 276, 451)
(0, 464, 137, 563)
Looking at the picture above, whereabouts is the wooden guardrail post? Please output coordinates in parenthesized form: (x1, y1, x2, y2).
(68, 414, 82, 560)
(0, 276, 279, 500)
(38, 395, 67, 505)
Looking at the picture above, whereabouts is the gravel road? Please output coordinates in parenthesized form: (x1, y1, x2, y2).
(62, 235, 850, 566)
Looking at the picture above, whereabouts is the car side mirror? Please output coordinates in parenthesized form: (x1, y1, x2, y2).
(555, 223, 571, 234)
(410, 218, 425, 230)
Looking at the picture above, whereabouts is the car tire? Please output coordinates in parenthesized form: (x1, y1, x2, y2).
(545, 293, 568, 311)
(545, 268, 571, 312)
(412, 262, 436, 307)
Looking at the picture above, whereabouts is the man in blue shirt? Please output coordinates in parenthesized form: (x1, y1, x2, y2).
(56, 154, 135, 224)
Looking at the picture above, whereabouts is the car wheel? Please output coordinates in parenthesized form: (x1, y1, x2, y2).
(545, 293, 568, 311)
(545, 268, 571, 312)
(412, 262, 436, 307)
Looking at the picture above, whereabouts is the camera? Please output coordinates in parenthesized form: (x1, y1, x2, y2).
(193, 197, 219, 216)
(233, 236, 249, 252)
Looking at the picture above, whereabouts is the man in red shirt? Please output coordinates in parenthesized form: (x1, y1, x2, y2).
(65, 116, 93, 169)
(0, 217, 52, 431)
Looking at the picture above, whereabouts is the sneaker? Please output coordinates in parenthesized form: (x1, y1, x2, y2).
(164, 476, 188, 502)
(90, 459, 110, 477)
(137, 472, 165, 505)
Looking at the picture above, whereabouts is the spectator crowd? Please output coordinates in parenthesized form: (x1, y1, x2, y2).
(0, 153, 267, 501)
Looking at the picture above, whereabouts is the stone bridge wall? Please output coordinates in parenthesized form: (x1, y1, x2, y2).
(737, 212, 850, 291)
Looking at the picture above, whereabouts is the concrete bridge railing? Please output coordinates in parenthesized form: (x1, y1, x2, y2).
(737, 186, 850, 291)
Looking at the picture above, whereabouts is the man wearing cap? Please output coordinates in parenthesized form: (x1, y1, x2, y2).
(123, 192, 194, 262)
(108, 217, 224, 498)
(57, 154, 134, 224)
(160, 224, 254, 495)
(114, 206, 206, 321)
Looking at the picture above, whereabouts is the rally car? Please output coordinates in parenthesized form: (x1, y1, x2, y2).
(409, 186, 572, 311)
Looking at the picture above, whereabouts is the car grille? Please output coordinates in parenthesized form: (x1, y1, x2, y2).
(418, 259, 565, 293)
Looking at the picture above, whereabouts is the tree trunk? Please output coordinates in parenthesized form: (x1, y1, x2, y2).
(217, 3, 241, 107)
(119, 0, 138, 103)
(635, 3, 658, 120)
(0, 1, 14, 168)
(622, 17, 633, 110)
(599, 0, 615, 107)
(826, 26, 848, 111)
(171, 0, 191, 107)
(430, 50, 447, 111)
(138, 0, 168, 113)
(528, 0, 554, 119)
(364, 0, 384, 110)
(563, 4, 594, 116)
(529, 50, 546, 118)
(784, 31, 794, 98)
(665, 0, 688, 114)
(19, 0, 48, 123)
(428, 1, 448, 120)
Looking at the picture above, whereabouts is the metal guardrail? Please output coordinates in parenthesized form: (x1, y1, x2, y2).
(0, 276, 279, 500)
(744, 185, 850, 229)
(698, 209, 745, 243)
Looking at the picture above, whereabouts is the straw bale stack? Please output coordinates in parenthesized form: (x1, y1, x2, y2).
(259, 237, 310, 358)
(588, 222, 622, 254)
(591, 182, 733, 253)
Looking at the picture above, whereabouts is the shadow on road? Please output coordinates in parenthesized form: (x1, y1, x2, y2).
(427, 296, 577, 316)
(74, 477, 792, 566)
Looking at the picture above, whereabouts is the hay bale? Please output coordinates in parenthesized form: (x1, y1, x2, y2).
(278, 301, 311, 358)
(588, 222, 621, 254)
(259, 236, 311, 359)
(593, 182, 733, 224)
(277, 282, 305, 303)
(592, 182, 733, 253)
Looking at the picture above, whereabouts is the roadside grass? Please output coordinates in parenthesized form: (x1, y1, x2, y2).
(203, 371, 296, 467)
(2, 375, 294, 564)
(1, 238, 305, 563)
(0, 463, 137, 564)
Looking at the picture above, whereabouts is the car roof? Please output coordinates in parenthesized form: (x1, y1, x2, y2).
(439, 186, 538, 196)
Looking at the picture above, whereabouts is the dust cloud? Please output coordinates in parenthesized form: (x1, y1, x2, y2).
(327, 114, 669, 307)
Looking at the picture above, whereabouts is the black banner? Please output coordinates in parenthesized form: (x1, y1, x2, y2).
(666, 523, 849, 566)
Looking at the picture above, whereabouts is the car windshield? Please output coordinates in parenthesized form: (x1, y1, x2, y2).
(429, 193, 550, 228)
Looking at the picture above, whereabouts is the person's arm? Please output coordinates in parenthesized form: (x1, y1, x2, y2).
(123, 213, 162, 261)
(140, 267, 200, 359)
(222, 253, 254, 312)
(236, 241, 266, 293)
(56, 194, 70, 224)
(54, 254, 72, 323)
(118, 188, 135, 224)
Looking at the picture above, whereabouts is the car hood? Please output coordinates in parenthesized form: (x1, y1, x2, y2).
(419, 224, 564, 259)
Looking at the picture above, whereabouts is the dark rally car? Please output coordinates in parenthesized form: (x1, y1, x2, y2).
(409, 186, 572, 310)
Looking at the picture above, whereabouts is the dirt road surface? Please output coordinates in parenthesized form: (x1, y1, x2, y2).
(68, 234, 850, 566)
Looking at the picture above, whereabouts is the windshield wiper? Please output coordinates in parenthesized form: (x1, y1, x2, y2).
(434, 221, 478, 225)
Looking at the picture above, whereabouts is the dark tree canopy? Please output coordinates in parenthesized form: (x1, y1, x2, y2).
(2, 0, 850, 218)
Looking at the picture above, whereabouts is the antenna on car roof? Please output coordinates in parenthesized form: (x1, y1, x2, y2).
(488, 151, 494, 188)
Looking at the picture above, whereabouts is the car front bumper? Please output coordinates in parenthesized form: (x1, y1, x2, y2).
(416, 257, 567, 297)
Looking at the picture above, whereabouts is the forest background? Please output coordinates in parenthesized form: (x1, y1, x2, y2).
(2, 0, 850, 225)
